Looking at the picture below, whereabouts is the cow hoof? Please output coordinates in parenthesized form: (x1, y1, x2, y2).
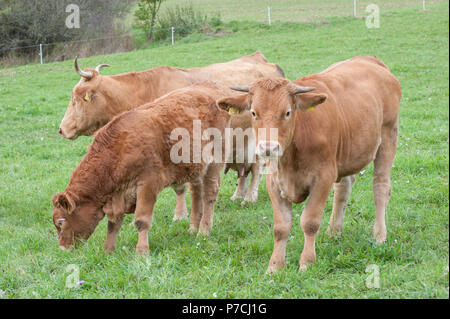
(373, 225, 387, 243)
(136, 247, 149, 255)
(173, 211, 189, 221)
(299, 252, 315, 270)
(374, 233, 386, 244)
(326, 226, 342, 238)
(299, 264, 308, 271)
(231, 194, 241, 201)
(243, 192, 258, 204)
(198, 226, 211, 237)
(266, 264, 283, 274)
(59, 245, 72, 252)
(103, 244, 115, 253)
(265, 267, 277, 275)
(189, 225, 198, 235)
(266, 259, 285, 274)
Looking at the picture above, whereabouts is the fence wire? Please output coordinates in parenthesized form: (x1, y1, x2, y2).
(0, 0, 442, 69)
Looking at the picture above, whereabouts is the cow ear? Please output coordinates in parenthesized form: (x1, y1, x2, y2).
(294, 93, 327, 112)
(53, 193, 76, 214)
(74, 87, 91, 102)
(216, 94, 249, 115)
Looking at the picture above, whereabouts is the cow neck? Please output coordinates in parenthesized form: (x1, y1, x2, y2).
(131, 67, 168, 100)
(271, 143, 310, 204)
(65, 149, 113, 208)
(109, 66, 189, 107)
(98, 76, 142, 114)
(277, 143, 296, 177)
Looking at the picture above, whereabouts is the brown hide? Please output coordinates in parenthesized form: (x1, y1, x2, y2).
(52, 82, 232, 250)
(218, 56, 401, 271)
(59, 51, 283, 139)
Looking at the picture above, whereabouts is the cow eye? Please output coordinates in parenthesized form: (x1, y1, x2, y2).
(250, 110, 256, 118)
(285, 110, 291, 118)
(57, 218, 66, 227)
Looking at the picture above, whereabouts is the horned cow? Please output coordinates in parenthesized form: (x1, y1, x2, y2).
(52, 82, 232, 253)
(218, 56, 401, 272)
(59, 52, 285, 219)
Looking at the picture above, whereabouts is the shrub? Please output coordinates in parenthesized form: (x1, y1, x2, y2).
(152, 3, 221, 41)
(0, 0, 133, 60)
(134, 0, 165, 43)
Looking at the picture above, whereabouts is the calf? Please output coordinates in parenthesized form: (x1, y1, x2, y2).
(52, 82, 231, 253)
(59, 52, 283, 219)
(218, 56, 401, 272)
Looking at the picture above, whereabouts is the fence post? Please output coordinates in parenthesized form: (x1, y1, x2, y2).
(423, 0, 426, 10)
(171, 27, 174, 45)
(39, 43, 43, 64)
(268, 7, 271, 25)
(353, 0, 357, 17)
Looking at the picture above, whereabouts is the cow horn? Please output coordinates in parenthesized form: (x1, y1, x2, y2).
(95, 64, 110, 73)
(74, 56, 93, 79)
(230, 85, 249, 92)
(293, 86, 315, 94)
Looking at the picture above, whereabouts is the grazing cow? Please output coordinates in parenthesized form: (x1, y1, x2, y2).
(217, 56, 401, 272)
(59, 52, 284, 218)
(52, 82, 231, 253)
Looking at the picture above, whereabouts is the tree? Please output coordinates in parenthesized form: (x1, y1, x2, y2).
(134, 0, 165, 44)
(0, 0, 133, 52)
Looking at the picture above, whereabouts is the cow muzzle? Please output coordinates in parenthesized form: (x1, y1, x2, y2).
(256, 141, 283, 159)
(58, 126, 77, 140)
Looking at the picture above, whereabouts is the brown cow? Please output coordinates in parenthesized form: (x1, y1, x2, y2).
(59, 52, 284, 217)
(217, 56, 401, 272)
(59, 52, 283, 138)
(52, 82, 232, 253)
(224, 114, 264, 204)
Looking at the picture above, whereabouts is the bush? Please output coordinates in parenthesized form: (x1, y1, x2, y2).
(0, 0, 133, 59)
(210, 14, 223, 28)
(152, 4, 221, 41)
(134, 0, 165, 43)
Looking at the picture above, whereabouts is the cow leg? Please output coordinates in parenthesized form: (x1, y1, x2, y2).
(199, 163, 222, 236)
(299, 179, 334, 271)
(266, 173, 292, 273)
(172, 185, 188, 221)
(372, 125, 398, 243)
(243, 159, 263, 205)
(231, 175, 249, 201)
(103, 216, 124, 252)
(134, 185, 157, 255)
(189, 179, 203, 234)
(327, 174, 356, 236)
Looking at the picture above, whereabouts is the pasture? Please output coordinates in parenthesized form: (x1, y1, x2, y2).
(165, 0, 446, 22)
(0, 2, 448, 298)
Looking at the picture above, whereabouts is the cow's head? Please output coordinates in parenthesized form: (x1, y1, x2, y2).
(59, 57, 110, 139)
(217, 78, 327, 159)
(52, 192, 104, 250)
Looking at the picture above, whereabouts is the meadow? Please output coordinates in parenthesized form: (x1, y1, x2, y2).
(165, 0, 446, 22)
(0, 2, 448, 298)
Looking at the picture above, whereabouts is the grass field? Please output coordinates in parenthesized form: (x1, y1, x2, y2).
(0, 2, 448, 298)
(164, 0, 447, 22)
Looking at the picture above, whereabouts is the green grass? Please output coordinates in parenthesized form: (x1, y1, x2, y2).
(163, 0, 446, 22)
(0, 2, 448, 298)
